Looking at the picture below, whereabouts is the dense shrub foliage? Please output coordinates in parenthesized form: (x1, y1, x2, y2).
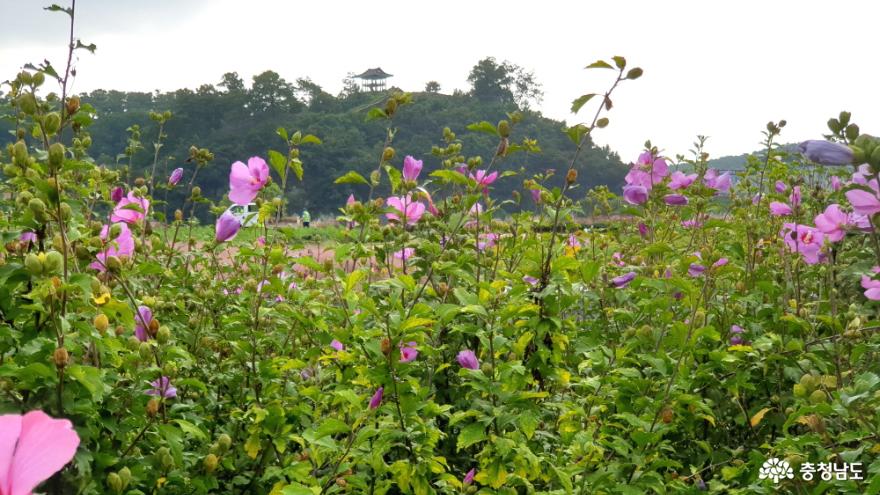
(2, 6, 880, 495)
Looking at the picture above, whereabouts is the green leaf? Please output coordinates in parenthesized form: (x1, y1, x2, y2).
(334, 171, 369, 185)
(612, 55, 627, 69)
(365, 108, 387, 122)
(457, 423, 486, 450)
(429, 169, 469, 185)
(315, 418, 350, 438)
(66, 365, 106, 401)
(586, 60, 613, 69)
(173, 419, 207, 441)
(571, 94, 596, 114)
(466, 121, 498, 136)
(300, 134, 322, 145)
(268, 149, 287, 180)
(276, 127, 288, 141)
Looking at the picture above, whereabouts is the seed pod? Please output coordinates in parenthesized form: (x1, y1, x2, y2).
(138, 343, 152, 360)
(148, 318, 160, 337)
(106, 255, 122, 273)
(13, 141, 28, 165)
(174, 209, 183, 222)
(115, 325, 125, 336)
(32, 71, 45, 86)
(191, 186, 201, 198)
(44, 113, 62, 137)
(53, 347, 69, 368)
(566, 169, 578, 185)
(809, 389, 826, 404)
(94, 314, 110, 334)
(380, 337, 391, 356)
(28, 197, 46, 215)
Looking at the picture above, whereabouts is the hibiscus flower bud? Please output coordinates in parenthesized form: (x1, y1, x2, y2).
(204, 453, 219, 473)
(106, 255, 122, 273)
(107, 473, 123, 494)
(148, 318, 160, 337)
(566, 169, 578, 185)
(94, 313, 110, 334)
(53, 347, 69, 368)
(191, 186, 201, 198)
(385, 98, 397, 116)
(380, 337, 392, 356)
(174, 209, 183, 221)
(382, 147, 395, 162)
(146, 398, 159, 417)
(25, 253, 43, 275)
(115, 325, 125, 337)
(66, 95, 80, 115)
(336, 478, 347, 487)
(17, 93, 37, 115)
(497, 120, 510, 138)
(156, 325, 171, 344)
(44, 250, 63, 275)
(138, 343, 153, 360)
(217, 433, 232, 451)
(44, 112, 62, 136)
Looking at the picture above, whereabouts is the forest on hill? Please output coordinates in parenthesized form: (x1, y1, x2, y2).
(1, 57, 628, 218)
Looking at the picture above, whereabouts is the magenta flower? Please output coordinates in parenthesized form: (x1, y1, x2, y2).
(781, 223, 825, 264)
(611, 272, 636, 288)
(638, 222, 649, 238)
(145, 376, 177, 398)
(731, 324, 744, 334)
(523, 275, 539, 286)
(814, 204, 850, 242)
(688, 263, 706, 277)
(798, 140, 853, 166)
(402, 155, 423, 181)
(0, 410, 81, 495)
(215, 211, 241, 243)
(393, 247, 415, 262)
(478, 233, 499, 251)
(622, 185, 648, 205)
(470, 169, 498, 187)
(769, 202, 792, 216)
(668, 171, 697, 190)
(347, 194, 356, 206)
(831, 176, 841, 191)
(168, 167, 184, 186)
(89, 223, 135, 272)
(229, 156, 269, 205)
(530, 189, 541, 203)
(713, 258, 729, 268)
(845, 187, 880, 216)
(369, 387, 383, 409)
(632, 151, 669, 184)
(664, 194, 688, 206)
(730, 335, 744, 345)
(399, 342, 418, 363)
(789, 186, 801, 207)
(612, 252, 625, 266)
(775, 180, 787, 193)
(134, 305, 153, 342)
(19, 231, 36, 244)
(386, 195, 426, 225)
(681, 219, 702, 229)
(463, 468, 476, 485)
(704, 169, 731, 192)
(457, 350, 479, 370)
(110, 186, 124, 203)
(330, 339, 344, 351)
(861, 267, 880, 300)
(111, 191, 150, 224)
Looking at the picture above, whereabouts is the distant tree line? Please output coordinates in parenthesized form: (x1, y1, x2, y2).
(1, 57, 628, 219)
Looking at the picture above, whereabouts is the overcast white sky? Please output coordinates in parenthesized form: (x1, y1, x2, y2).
(1, 0, 877, 160)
